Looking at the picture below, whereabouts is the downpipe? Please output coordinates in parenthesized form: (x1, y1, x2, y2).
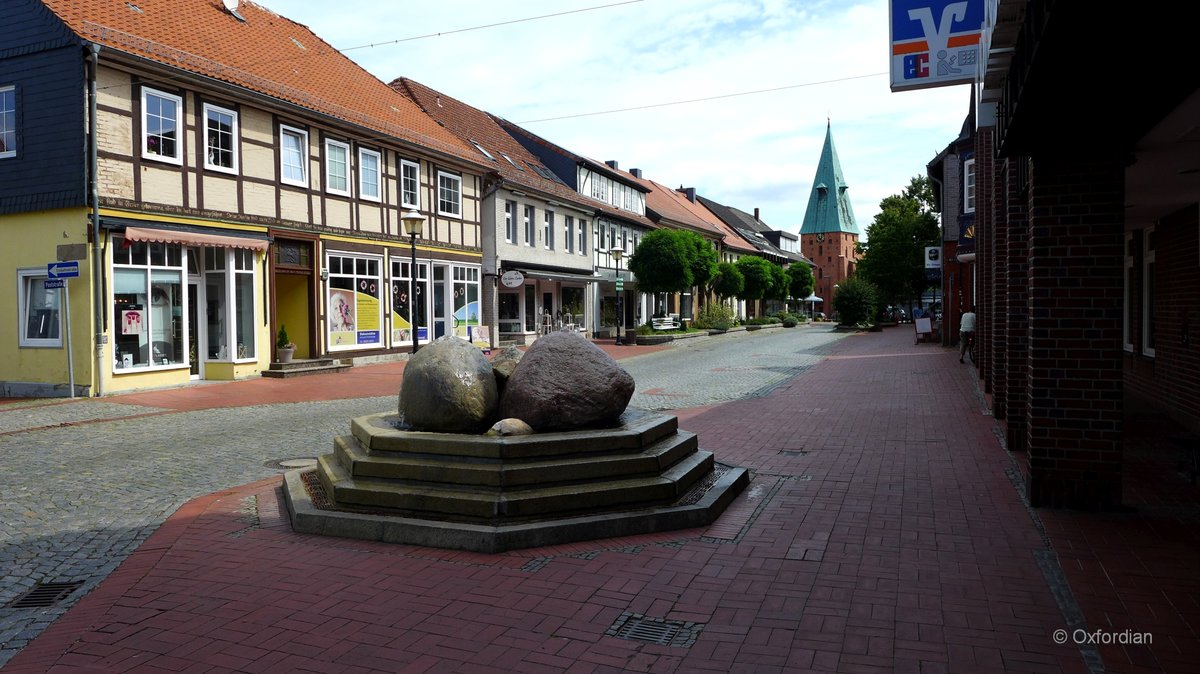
(87, 43, 104, 397)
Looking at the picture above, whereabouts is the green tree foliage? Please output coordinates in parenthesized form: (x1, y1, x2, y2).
(786, 264, 814, 301)
(767, 262, 789, 300)
(834, 275, 879, 326)
(734, 256, 775, 300)
(682, 230, 718, 291)
(628, 229, 692, 294)
(856, 175, 940, 307)
(711, 261, 744, 299)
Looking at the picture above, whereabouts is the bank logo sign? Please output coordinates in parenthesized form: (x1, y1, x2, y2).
(890, 0, 983, 92)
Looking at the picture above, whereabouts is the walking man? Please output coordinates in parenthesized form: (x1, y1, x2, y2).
(960, 305, 977, 363)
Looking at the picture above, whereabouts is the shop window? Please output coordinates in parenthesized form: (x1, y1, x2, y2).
(328, 252, 382, 350)
(17, 269, 61, 347)
(451, 265, 481, 340)
(498, 292, 521, 334)
(390, 257, 427, 345)
(202, 247, 257, 361)
(113, 237, 185, 370)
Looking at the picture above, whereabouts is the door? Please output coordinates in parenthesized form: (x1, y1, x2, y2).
(433, 264, 448, 339)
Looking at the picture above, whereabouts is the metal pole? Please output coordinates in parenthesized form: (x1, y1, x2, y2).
(616, 277, 623, 345)
(410, 233, 419, 354)
(64, 283, 75, 399)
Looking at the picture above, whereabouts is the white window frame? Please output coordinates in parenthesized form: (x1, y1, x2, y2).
(358, 147, 381, 202)
(326, 251, 384, 352)
(1142, 226, 1155, 358)
(279, 124, 308, 187)
(504, 200, 516, 244)
(17, 269, 62, 348)
(544, 209, 554, 250)
(437, 171, 462, 217)
(964, 158, 976, 214)
(325, 138, 351, 197)
(400, 159, 420, 208)
(201, 102, 238, 174)
(524, 205, 535, 247)
(579, 219, 588, 255)
(564, 215, 574, 254)
(141, 87, 183, 165)
(0, 85, 15, 159)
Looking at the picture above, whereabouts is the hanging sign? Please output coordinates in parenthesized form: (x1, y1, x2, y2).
(500, 270, 525, 288)
(890, 0, 984, 92)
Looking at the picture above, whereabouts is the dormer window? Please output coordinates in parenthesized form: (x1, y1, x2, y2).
(470, 141, 495, 161)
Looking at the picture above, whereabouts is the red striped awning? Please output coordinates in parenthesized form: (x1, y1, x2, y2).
(122, 226, 269, 252)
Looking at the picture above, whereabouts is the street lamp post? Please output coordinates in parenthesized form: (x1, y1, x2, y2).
(609, 247, 624, 345)
(401, 210, 425, 354)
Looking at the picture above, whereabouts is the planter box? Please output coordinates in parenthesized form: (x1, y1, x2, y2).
(745, 323, 783, 331)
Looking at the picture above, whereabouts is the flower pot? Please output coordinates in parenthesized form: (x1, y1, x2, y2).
(277, 346, 295, 363)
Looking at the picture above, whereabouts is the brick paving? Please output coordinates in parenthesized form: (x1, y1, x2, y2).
(3, 326, 1197, 672)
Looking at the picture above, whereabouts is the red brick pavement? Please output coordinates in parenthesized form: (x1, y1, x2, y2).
(6, 327, 1196, 672)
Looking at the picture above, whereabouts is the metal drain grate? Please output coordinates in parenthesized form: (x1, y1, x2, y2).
(607, 612, 704, 647)
(8, 581, 84, 609)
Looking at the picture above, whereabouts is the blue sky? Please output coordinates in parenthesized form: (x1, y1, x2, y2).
(275, 0, 971, 236)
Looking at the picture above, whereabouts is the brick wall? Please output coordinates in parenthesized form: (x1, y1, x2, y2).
(1004, 159, 1029, 452)
(1024, 155, 1125, 510)
(976, 128, 995, 395)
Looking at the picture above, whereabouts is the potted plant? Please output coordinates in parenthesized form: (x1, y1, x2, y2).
(276, 325, 296, 363)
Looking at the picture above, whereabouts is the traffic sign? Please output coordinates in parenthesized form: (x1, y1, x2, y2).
(43, 279, 66, 289)
(47, 261, 79, 279)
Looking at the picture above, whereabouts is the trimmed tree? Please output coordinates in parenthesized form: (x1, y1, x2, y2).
(681, 230, 718, 292)
(833, 275, 879, 326)
(735, 256, 775, 300)
(767, 262, 789, 300)
(628, 229, 693, 294)
(711, 261, 744, 299)
(786, 264, 814, 303)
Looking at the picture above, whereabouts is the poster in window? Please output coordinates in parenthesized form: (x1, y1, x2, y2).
(355, 279, 380, 345)
(121, 309, 145, 335)
(328, 289, 356, 346)
(391, 281, 411, 343)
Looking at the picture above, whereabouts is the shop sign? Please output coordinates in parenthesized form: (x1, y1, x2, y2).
(500, 270, 525, 288)
(890, 0, 983, 92)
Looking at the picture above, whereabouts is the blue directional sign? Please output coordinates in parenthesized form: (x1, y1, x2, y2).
(47, 261, 79, 279)
(43, 279, 66, 289)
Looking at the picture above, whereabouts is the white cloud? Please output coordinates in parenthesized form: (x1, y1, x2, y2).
(276, 0, 972, 235)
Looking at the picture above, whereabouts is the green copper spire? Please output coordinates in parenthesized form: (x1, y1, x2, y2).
(799, 121, 858, 235)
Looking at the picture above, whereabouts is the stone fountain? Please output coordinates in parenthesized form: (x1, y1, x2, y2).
(282, 331, 748, 552)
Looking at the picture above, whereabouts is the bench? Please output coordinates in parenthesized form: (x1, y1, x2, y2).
(651, 317, 680, 331)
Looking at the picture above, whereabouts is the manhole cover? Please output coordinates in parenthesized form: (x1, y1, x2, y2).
(8, 581, 84, 609)
(265, 458, 318, 469)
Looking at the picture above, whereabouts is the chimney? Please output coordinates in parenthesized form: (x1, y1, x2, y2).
(605, 160, 619, 170)
(629, 168, 642, 178)
(754, 207, 760, 221)
(683, 187, 696, 203)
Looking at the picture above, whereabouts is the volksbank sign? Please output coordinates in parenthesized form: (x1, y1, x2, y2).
(890, 0, 983, 92)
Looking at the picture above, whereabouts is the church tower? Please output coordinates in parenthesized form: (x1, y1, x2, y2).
(799, 122, 860, 316)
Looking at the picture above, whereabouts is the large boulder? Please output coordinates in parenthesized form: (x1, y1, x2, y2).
(498, 331, 634, 431)
(490, 346, 524, 396)
(398, 337, 498, 433)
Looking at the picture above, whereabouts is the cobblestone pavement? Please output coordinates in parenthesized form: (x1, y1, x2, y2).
(0, 325, 849, 667)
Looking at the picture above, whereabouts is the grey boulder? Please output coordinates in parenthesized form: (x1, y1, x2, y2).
(490, 346, 524, 395)
(498, 331, 634, 431)
(398, 336, 498, 433)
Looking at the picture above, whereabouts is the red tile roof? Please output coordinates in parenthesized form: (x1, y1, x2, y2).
(42, 0, 483, 164)
(653, 182, 760, 254)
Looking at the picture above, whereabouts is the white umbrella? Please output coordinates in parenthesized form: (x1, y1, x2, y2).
(804, 293, 822, 319)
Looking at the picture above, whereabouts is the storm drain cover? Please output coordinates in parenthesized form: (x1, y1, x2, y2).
(8, 581, 84, 609)
(607, 612, 704, 647)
